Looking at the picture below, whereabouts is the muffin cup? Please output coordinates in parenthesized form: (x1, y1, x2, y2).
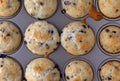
(63, 57, 95, 81)
(0, 0, 22, 19)
(0, 56, 24, 81)
(24, 57, 62, 81)
(60, 0, 95, 21)
(24, 20, 60, 56)
(95, 0, 120, 21)
(97, 22, 120, 56)
(23, 0, 58, 20)
(97, 58, 120, 81)
(0, 20, 23, 55)
(61, 21, 96, 56)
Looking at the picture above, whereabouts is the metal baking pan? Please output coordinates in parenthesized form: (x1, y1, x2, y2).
(0, 0, 120, 81)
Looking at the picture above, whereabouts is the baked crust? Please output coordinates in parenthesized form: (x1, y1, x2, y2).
(25, 58, 60, 81)
(0, 0, 20, 17)
(0, 57, 22, 81)
(24, 0, 57, 19)
(62, 0, 92, 18)
(99, 25, 120, 54)
(65, 60, 93, 81)
(24, 21, 60, 55)
(98, 0, 120, 18)
(0, 21, 22, 53)
(61, 21, 95, 55)
(99, 60, 120, 81)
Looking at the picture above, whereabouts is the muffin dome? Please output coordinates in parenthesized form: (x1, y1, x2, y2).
(99, 25, 120, 54)
(0, 21, 22, 54)
(0, 57, 22, 81)
(61, 21, 95, 55)
(25, 58, 60, 81)
(64, 59, 93, 81)
(0, 0, 20, 17)
(24, 21, 60, 55)
(98, 0, 120, 18)
(61, 0, 92, 18)
(24, 0, 57, 19)
(99, 60, 120, 81)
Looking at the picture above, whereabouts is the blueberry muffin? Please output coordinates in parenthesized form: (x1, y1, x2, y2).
(25, 58, 60, 81)
(24, 21, 60, 55)
(98, 0, 120, 18)
(24, 0, 57, 19)
(0, 56, 22, 81)
(99, 25, 120, 54)
(61, 21, 95, 55)
(0, 21, 22, 54)
(99, 60, 120, 81)
(0, 0, 20, 17)
(64, 59, 93, 81)
(61, 0, 92, 18)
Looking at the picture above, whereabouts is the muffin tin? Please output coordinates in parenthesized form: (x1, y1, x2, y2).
(0, 0, 120, 81)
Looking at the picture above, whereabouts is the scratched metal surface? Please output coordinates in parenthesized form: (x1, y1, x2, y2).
(0, 0, 120, 81)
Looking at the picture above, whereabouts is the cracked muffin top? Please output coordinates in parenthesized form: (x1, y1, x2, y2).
(25, 58, 60, 81)
(24, 21, 60, 55)
(61, 21, 95, 55)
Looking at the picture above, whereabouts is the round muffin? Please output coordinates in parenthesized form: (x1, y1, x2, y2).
(0, 21, 22, 54)
(61, 21, 95, 55)
(0, 0, 20, 17)
(61, 0, 92, 18)
(64, 59, 93, 81)
(98, 0, 120, 18)
(25, 58, 60, 81)
(99, 25, 120, 54)
(24, 0, 57, 19)
(24, 21, 60, 55)
(99, 60, 120, 81)
(0, 56, 22, 81)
